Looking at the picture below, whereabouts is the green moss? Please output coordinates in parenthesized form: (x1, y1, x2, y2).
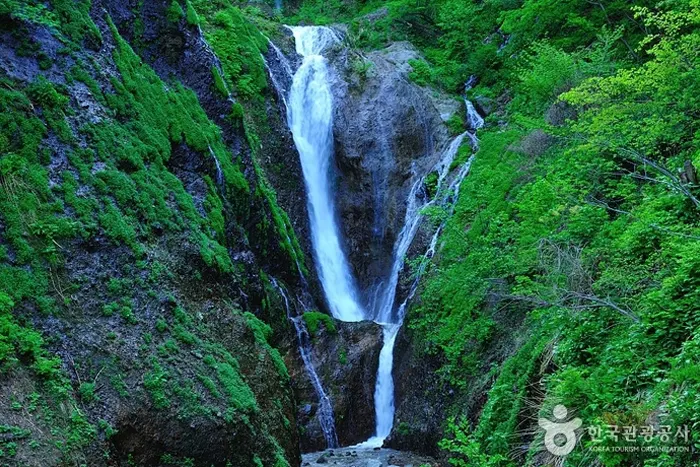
(78, 382, 98, 403)
(99, 201, 139, 248)
(185, 0, 200, 26)
(190, 1, 268, 100)
(0, 6, 300, 465)
(156, 318, 168, 333)
(0, 1, 59, 28)
(102, 302, 118, 317)
(204, 177, 226, 240)
(197, 374, 221, 398)
(211, 66, 229, 97)
(173, 324, 197, 345)
(120, 305, 137, 325)
(48, 0, 102, 45)
(98, 419, 117, 439)
(166, 0, 185, 23)
(144, 360, 171, 409)
(208, 358, 258, 413)
(244, 312, 289, 380)
(302, 311, 336, 337)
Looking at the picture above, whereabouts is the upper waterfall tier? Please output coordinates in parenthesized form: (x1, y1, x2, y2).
(287, 26, 365, 322)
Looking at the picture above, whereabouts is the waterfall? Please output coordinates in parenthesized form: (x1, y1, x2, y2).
(361, 127, 478, 448)
(286, 26, 365, 323)
(464, 77, 485, 131)
(373, 132, 469, 325)
(266, 26, 483, 449)
(465, 99, 484, 131)
(361, 324, 400, 447)
(208, 146, 224, 187)
(272, 279, 339, 448)
(262, 40, 293, 110)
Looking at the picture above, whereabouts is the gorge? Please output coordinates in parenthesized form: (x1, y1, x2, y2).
(1, 1, 699, 466)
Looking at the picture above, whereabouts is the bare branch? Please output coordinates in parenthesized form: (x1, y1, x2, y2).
(565, 291, 640, 322)
(586, 196, 700, 240)
(617, 147, 700, 209)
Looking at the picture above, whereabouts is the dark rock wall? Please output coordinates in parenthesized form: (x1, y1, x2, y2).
(329, 42, 457, 316)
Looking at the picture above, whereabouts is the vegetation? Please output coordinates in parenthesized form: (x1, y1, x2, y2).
(4, 0, 698, 464)
(0, 1, 297, 465)
(291, 0, 700, 465)
(302, 311, 338, 337)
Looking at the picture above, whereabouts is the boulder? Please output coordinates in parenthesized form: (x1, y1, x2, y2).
(291, 320, 383, 450)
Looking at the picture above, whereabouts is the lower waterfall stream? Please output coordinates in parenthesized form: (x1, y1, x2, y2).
(267, 25, 483, 453)
(272, 279, 339, 449)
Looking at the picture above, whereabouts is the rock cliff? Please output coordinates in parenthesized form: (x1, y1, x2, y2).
(0, 1, 306, 465)
(329, 41, 460, 315)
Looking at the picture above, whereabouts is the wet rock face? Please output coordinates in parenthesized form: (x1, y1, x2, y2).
(384, 325, 449, 456)
(290, 320, 383, 451)
(329, 42, 457, 314)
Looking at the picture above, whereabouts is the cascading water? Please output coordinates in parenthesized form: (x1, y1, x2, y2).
(266, 27, 484, 449)
(374, 132, 469, 325)
(286, 26, 365, 323)
(208, 146, 224, 188)
(272, 279, 339, 448)
(364, 96, 483, 445)
(465, 99, 485, 131)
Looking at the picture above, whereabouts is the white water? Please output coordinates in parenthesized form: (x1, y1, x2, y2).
(358, 130, 476, 448)
(287, 26, 365, 322)
(263, 40, 293, 110)
(268, 27, 482, 448)
(361, 324, 400, 448)
(273, 280, 339, 448)
(465, 99, 484, 130)
(373, 132, 469, 325)
(365, 104, 481, 446)
(208, 146, 224, 187)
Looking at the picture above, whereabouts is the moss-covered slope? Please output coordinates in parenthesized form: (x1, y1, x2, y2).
(0, 1, 306, 465)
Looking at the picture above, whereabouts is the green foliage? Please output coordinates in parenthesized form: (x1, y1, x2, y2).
(78, 382, 98, 403)
(144, 360, 171, 409)
(211, 66, 229, 97)
(272, 1, 700, 465)
(0, 291, 57, 375)
(191, 1, 268, 100)
(445, 113, 464, 136)
(350, 55, 374, 81)
(166, 0, 185, 23)
(408, 59, 434, 87)
(156, 318, 168, 333)
(244, 312, 289, 380)
(204, 355, 258, 413)
(185, 0, 200, 26)
(0, 0, 59, 28)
